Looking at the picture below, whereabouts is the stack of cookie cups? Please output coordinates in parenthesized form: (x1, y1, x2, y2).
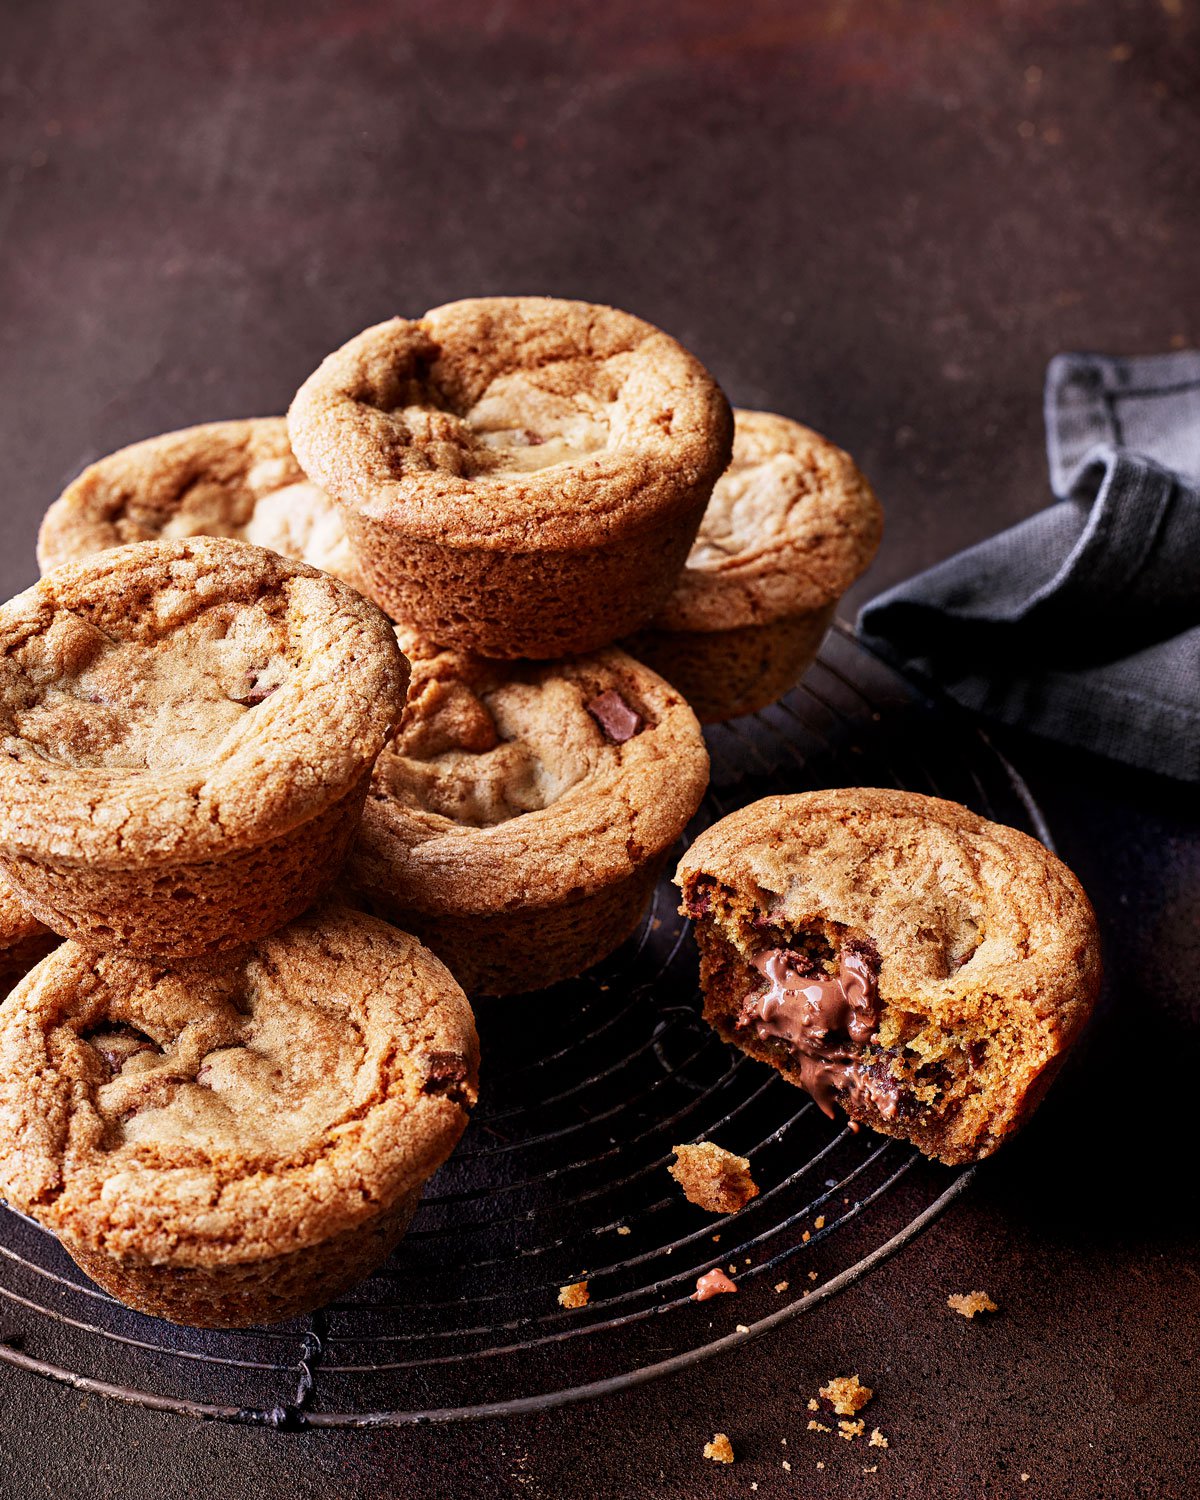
(0, 536, 479, 1326)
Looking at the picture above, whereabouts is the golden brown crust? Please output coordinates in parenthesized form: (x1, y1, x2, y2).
(676, 789, 1102, 1164)
(653, 410, 882, 633)
(0, 537, 407, 866)
(0, 870, 56, 992)
(0, 907, 477, 1283)
(288, 297, 734, 550)
(37, 418, 363, 589)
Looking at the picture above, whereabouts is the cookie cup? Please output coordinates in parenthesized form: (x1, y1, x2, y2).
(0, 907, 478, 1327)
(288, 297, 733, 657)
(0, 538, 408, 956)
(347, 640, 709, 995)
(627, 410, 881, 721)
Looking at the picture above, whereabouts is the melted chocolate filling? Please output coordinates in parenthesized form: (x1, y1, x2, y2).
(739, 945, 897, 1122)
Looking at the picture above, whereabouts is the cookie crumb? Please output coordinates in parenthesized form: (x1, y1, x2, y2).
(775, 1280, 789, 1293)
(819, 1374, 873, 1415)
(839, 1420, 865, 1441)
(694, 1268, 738, 1301)
(703, 1433, 734, 1464)
(802, 1230, 810, 1243)
(864, 1465, 878, 1474)
(948, 1290, 999, 1319)
(817, 1461, 825, 1470)
(815, 1216, 825, 1229)
(781, 1459, 791, 1472)
(869, 1428, 888, 1448)
(1021, 1475, 1030, 1484)
(558, 1280, 589, 1309)
(670, 1142, 759, 1214)
(616, 1225, 631, 1236)
(807, 1420, 831, 1433)
(807, 1398, 819, 1411)
(808, 1270, 818, 1281)
(736, 1323, 750, 1333)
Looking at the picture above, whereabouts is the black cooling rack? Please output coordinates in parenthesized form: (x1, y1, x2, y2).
(0, 625, 1051, 1427)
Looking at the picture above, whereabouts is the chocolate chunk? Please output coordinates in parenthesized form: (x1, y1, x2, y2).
(231, 669, 280, 707)
(423, 1051, 470, 1110)
(587, 690, 643, 743)
(87, 1022, 158, 1076)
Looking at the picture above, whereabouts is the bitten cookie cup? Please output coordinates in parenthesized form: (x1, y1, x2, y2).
(287, 296, 734, 658)
(0, 906, 478, 1328)
(0, 537, 408, 957)
(625, 410, 882, 722)
(346, 635, 710, 996)
(37, 417, 364, 590)
(676, 789, 1101, 1165)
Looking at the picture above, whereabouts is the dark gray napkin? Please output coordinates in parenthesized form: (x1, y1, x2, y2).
(857, 351, 1200, 781)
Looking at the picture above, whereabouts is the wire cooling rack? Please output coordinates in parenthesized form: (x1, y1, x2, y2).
(0, 625, 1051, 1427)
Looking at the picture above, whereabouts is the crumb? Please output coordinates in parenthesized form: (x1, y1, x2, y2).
(775, 1281, 789, 1293)
(1021, 1475, 1030, 1483)
(751, 1486, 758, 1492)
(948, 1291, 999, 1319)
(808, 1421, 831, 1433)
(616, 1225, 631, 1236)
(558, 1280, 589, 1309)
(670, 1142, 759, 1214)
(815, 1216, 825, 1229)
(802, 1230, 810, 1243)
(807, 1399, 819, 1411)
(808, 1271, 818, 1281)
(869, 1428, 888, 1448)
(817, 1461, 825, 1470)
(820, 1375, 873, 1416)
(712, 1234, 721, 1242)
(728, 1265, 738, 1275)
(839, 1420, 865, 1441)
(864, 1465, 878, 1474)
(703, 1433, 734, 1464)
(694, 1268, 738, 1301)
(744, 1257, 751, 1265)
(781, 1460, 791, 1472)
(736, 1323, 750, 1333)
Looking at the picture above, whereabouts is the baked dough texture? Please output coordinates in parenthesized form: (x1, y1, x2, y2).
(37, 418, 362, 589)
(0, 905, 478, 1327)
(676, 789, 1101, 1164)
(627, 410, 881, 721)
(0, 537, 408, 955)
(288, 296, 734, 657)
(347, 634, 709, 994)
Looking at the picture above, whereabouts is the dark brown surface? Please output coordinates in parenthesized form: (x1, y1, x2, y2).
(1, 1, 1198, 1495)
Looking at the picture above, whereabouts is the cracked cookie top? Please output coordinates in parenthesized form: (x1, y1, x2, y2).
(0, 537, 408, 865)
(38, 418, 363, 589)
(0, 906, 477, 1267)
(287, 296, 734, 550)
(349, 636, 709, 912)
(653, 410, 882, 632)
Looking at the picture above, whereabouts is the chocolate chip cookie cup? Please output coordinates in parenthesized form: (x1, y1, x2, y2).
(347, 637, 709, 995)
(0, 906, 477, 1328)
(288, 296, 734, 658)
(677, 789, 1101, 1165)
(0, 537, 408, 956)
(626, 410, 882, 721)
(37, 417, 364, 590)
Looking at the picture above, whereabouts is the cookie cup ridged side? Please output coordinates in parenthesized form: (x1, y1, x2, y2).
(0, 908, 478, 1328)
(288, 298, 734, 658)
(625, 603, 837, 723)
(0, 538, 408, 957)
(347, 648, 709, 996)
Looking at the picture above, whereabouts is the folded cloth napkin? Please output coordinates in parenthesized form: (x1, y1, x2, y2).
(857, 351, 1200, 781)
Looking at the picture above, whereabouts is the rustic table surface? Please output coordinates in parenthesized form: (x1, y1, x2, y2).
(1, 3, 1197, 1496)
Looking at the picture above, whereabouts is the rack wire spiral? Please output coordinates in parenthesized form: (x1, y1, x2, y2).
(0, 626, 1050, 1426)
